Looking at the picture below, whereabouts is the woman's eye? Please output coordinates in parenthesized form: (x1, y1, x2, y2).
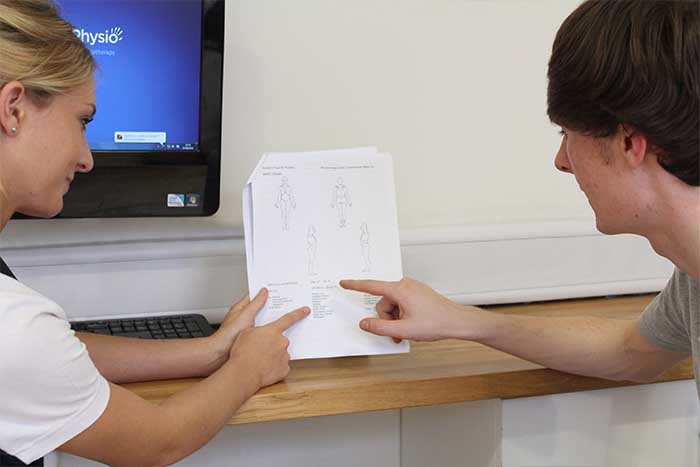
(81, 118, 94, 130)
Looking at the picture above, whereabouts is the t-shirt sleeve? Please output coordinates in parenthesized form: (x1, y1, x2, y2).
(0, 293, 110, 465)
(639, 269, 692, 354)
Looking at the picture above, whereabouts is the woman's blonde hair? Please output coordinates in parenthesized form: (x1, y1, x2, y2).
(0, 0, 95, 103)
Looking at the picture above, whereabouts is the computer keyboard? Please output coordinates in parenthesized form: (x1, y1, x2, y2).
(70, 314, 216, 340)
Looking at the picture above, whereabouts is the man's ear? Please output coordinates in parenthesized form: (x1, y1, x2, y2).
(0, 81, 27, 136)
(620, 124, 648, 169)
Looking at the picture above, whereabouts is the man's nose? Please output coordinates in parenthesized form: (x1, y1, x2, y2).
(554, 140, 572, 174)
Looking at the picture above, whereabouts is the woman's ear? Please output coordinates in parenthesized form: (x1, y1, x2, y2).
(0, 81, 27, 136)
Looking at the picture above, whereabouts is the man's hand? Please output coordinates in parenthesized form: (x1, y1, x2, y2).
(340, 277, 476, 342)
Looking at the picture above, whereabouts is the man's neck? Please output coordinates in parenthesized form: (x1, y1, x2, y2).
(644, 179, 700, 278)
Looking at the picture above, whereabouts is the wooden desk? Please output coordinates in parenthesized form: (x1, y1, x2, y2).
(123, 294, 694, 425)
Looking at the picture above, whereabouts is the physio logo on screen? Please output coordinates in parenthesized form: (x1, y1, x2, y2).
(73, 26, 125, 46)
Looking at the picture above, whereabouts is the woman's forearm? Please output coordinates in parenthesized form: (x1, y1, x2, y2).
(154, 357, 260, 466)
(77, 332, 227, 383)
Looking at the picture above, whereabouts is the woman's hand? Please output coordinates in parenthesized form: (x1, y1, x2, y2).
(219, 289, 268, 341)
(340, 277, 476, 342)
(207, 289, 270, 371)
(228, 307, 310, 388)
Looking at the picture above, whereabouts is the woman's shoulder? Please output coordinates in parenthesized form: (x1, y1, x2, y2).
(0, 274, 66, 323)
(0, 276, 73, 375)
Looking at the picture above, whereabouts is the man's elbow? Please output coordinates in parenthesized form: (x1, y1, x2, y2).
(612, 320, 681, 384)
(607, 353, 676, 383)
(616, 369, 662, 384)
(597, 366, 654, 384)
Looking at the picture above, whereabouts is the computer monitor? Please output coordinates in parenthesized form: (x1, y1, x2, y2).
(48, 0, 224, 217)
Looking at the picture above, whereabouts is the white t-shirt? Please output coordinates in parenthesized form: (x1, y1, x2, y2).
(0, 274, 110, 464)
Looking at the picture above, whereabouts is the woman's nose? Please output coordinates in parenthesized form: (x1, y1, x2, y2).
(77, 149, 94, 173)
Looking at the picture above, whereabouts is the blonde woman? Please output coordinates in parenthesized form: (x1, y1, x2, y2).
(0, 1, 308, 465)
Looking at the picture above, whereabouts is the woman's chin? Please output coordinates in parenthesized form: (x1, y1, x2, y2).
(18, 200, 64, 219)
(47, 202, 64, 218)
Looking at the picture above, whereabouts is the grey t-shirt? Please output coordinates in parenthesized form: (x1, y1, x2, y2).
(639, 268, 699, 397)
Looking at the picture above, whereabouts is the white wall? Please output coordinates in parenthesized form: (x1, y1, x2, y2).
(219, 0, 588, 228)
(2, 0, 588, 249)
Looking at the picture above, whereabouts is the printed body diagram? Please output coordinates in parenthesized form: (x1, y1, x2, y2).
(330, 177, 352, 228)
(360, 222, 371, 272)
(275, 176, 296, 231)
(307, 225, 318, 275)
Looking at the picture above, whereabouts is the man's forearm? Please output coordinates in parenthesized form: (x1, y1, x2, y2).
(77, 332, 226, 383)
(458, 308, 651, 381)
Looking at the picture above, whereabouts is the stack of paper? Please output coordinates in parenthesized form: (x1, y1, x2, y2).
(243, 147, 409, 359)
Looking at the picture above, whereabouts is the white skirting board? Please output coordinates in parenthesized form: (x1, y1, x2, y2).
(0, 219, 673, 321)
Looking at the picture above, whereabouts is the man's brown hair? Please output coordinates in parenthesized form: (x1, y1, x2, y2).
(548, 0, 699, 186)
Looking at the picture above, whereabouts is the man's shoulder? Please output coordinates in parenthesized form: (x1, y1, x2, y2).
(669, 268, 699, 303)
(675, 268, 700, 287)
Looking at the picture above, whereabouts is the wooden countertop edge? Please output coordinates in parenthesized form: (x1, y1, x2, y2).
(122, 295, 695, 425)
(126, 358, 693, 426)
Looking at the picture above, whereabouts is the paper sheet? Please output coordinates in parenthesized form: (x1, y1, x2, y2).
(243, 147, 409, 359)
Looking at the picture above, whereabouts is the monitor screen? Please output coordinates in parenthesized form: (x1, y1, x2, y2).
(25, 0, 225, 218)
(57, 0, 202, 152)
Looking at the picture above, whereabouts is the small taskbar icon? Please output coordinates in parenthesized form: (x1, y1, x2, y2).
(167, 194, 185, 208)
(185, 193, 201, 208)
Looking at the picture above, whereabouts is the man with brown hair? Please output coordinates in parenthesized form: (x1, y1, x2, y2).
(341, 0, 700, 398)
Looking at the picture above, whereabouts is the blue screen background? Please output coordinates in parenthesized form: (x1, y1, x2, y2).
(57, 0, 202, 151)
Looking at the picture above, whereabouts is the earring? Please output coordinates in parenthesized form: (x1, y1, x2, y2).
(10, 127, 17, 134)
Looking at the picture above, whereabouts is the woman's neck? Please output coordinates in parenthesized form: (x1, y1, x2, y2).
(0, 189, 14, 232)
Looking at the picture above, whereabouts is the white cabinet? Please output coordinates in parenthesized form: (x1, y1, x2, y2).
(502, 380, 700, 467)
